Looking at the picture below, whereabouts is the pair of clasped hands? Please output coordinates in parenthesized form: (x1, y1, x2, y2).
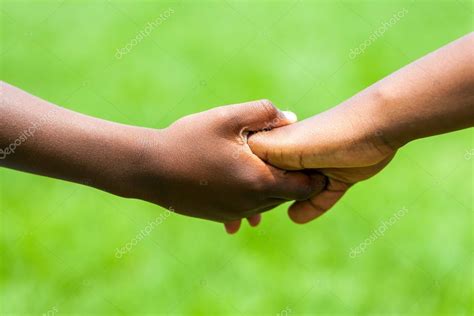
(157, 98, 395, 234)
(1, 34, 472, 234)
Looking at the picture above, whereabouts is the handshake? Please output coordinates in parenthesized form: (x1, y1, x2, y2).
(1, 33, 472, 233)
(127, 98, 396, 233)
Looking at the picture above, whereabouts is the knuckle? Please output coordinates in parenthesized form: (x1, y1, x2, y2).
(224, 201, 256, 219)
(221, 208, 242, 221)
(256, 99, 278, 120)
(258, 99, 275, 108)
(213, 107, 241, 133)
(247, 172, 270, 193)
(308, 173, 327, 191)
(295, 187, 315, 201)
(289, 177, 316, 200)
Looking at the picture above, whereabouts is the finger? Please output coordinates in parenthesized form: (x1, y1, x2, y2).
(225, 199, 285, 234)
(265, 167, 327, 201)
(288, 191, 344, 223)
(288, 180, 350, 224)
(247, 214, 261, 227)
(247, 126, 305, 171)
(223, 99, 297, 132)
(247, 199, 286, 217)
(224, 220, 242, 234)
(246, 201, 285, 226)
(256, 200, 286, 212)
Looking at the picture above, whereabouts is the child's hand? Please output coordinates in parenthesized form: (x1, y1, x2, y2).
(0, 83, 325, 231)
(248, 101, 396, 224)
(248, 34, 474, 224)
(124, 100, 326, 226)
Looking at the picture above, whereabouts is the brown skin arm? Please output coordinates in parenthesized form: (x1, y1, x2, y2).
(0, 82, 326, 230)
(249, 32, 474, 224)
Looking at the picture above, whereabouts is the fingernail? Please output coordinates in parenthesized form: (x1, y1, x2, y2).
(282, 111, 297, 123)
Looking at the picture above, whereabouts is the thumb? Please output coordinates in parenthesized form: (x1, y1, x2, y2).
(248, 123, 306, 170)
(224, 99, 297, 132)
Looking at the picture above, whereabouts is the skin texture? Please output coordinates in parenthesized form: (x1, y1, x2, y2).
(0, 85, 326, 230)
(249, 33, 474, 224)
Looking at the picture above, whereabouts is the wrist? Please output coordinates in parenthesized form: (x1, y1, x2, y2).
(362, 85, 411, 152)
(88, 123, 164, 199)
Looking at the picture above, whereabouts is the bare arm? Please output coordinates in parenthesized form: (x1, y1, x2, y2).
(369, 32, 474, 148)
(0, 83, 324, 227)
(0, 82, 146, 192)
(249, 33, 474, 223)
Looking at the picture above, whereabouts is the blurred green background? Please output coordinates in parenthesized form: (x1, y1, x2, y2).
(1, 0, 473, 314)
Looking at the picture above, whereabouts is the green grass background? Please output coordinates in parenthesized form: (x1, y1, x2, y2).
(1, 0, 473, 315)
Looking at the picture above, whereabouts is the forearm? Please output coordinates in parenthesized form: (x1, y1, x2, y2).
(0, 82, 151, 196)
(1, 85, 320, 223)
(339, 33, 474, 150)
